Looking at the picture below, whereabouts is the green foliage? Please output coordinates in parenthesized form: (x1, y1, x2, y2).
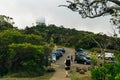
(8, 43, 51, 76)
(49, 37, 55, 49)
(0, 30, 24, 76)
(115, 73, 120, 80)
(91, 55, 99, 66)
(0, 30, 24, 44)
(0, 28, 52, 77)
(91, 54, 120, 80)
(24, 34, 44, 45)
(0, 15, 14, 31)
(22, 24, 120, 51)
(91, 67, 106, 80)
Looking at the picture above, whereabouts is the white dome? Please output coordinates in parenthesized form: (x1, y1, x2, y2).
(36, 17, 45, 25)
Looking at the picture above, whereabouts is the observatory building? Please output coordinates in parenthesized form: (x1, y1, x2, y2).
(36, 17, 45, 25)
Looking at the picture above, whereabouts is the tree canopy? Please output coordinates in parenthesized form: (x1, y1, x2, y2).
(0, 15, 14, 31)
(62, 0, 120, 27)
(64, 0, 120, 18)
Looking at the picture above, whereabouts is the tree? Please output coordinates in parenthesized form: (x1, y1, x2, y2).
(0, 15, 14, 31)
(8, 43, 51, 76)
(61, 0, 120, 28)
(63, 0, 120, 18)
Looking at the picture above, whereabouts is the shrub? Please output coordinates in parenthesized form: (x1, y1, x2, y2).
(7, 43, 52, 77)
(90, 48, 101, 53)
(47, 68, 56, 72)
(115, 73, 120, 80)
(82, 67, 87, 72)
(76, 67, 81, 72)
(79, 69, 85, 74)
(91, 67, 106, 80)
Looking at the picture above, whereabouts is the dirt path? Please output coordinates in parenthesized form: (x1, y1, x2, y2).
(50, 47, 91, 80)
(50, 48, 74, 80)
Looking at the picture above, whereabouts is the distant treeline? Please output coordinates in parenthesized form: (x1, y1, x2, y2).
(23, 24, 120, 51)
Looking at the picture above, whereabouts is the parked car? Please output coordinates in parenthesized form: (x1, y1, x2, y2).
(75, 48, 91, 59)
(75, 52, 90, 59)
(105, 52, 115, 60)
(75, 48, 84, 52)
(74, 48, 91, 64)
(56, 48, 65, 53)
(52, 50, 63, 59)
(51, 53, 56, 63)
(98, 52, 115, 60)
(75, 56, 91, 64)
(57, 50, 63, 57)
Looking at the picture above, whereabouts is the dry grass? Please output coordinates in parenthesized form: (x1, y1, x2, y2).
(70, 69, 92, 80)
(0, 72, 54, 80)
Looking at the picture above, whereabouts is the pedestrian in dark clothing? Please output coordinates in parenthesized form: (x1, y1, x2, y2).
(71, 55, 74, 62)
(64, 56, 71, 77)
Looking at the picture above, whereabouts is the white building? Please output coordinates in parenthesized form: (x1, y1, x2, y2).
(36, 17, 45, 25)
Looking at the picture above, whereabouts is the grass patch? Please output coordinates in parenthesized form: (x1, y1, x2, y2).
(0, 72, 54, 80)
(70, 69, 92, 80)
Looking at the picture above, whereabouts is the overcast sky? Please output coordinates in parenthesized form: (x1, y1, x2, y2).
(0, 0, 115, 35)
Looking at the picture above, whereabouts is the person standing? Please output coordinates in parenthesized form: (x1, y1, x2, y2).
(71, 55, 74, 62)
(64, 56, 71, 77)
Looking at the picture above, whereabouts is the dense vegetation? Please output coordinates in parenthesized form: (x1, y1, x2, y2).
(0, 15, 52, 77)
(23, 24, 120, 52)
(0, 15, 120, 79)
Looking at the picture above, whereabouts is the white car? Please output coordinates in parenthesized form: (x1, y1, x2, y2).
(98, 52, 115, 60)
(105, 52, 115, 60)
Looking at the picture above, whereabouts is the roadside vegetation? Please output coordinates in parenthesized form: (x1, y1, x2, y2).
(70, 68, 91, 80)
(1, 72, 54, 80)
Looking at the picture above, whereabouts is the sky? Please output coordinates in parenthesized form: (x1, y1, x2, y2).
(0, 0, 115, 35)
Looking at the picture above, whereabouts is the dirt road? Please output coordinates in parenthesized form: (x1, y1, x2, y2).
(50, 47, 90, 80)
(50, 48, 73, 80)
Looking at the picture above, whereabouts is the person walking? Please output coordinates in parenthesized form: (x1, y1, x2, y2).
(64, 56, 71, 77)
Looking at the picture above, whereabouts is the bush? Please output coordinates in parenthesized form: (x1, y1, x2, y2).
(47, 68, 56, 73)
(91, 67, 106, 80)
(7, 43, 52, 77)
(90, 48, 101, 53)
(82, 68, 87, 72)
(79, 69, 85, 74)
(115, 73, 120, 80)
(91, 55, 99, 66)
(76, 67, 81, 72)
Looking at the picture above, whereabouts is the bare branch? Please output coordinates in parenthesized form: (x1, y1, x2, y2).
(58, 5, 68, 7)
(109, 0, 120, 6)
(86, 6, 120, 18)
